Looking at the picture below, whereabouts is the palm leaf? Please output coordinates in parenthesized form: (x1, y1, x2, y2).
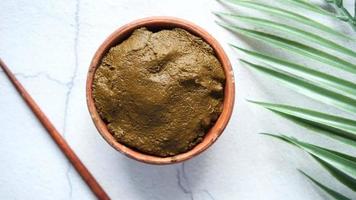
(240, 60, 356, 113)
(263, 133, 356, 191)
(325, 0, 356, 29)
(216, 13, 356, 57)
(216, 0, 356, 195)
(217, 22, 356, 74)
(299, 170, 352, 200)
(281, 0, 335, 16)
(284, 113, 356, 147)
(314, 155, 356, 193)
(249, 100, 356, 146)
(231, 45, 356, 99)
(218, 0, 352, 40)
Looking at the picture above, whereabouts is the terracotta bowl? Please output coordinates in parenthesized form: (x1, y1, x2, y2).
(86, 16, 235, 165)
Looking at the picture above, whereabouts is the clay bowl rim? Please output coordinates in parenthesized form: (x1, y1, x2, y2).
(86, 16, 235, 165)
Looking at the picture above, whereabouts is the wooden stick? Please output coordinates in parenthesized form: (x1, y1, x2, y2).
(0, 58, 110, 200)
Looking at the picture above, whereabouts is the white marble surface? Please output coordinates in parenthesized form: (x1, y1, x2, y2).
(1, 0, 355, 199)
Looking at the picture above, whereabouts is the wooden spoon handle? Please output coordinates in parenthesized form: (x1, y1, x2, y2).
(0, 58, 110, 200)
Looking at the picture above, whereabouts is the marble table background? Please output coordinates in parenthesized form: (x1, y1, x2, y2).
(1, 0, 356, 199)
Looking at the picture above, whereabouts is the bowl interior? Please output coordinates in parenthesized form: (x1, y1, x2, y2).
(86, 17, 235, 164)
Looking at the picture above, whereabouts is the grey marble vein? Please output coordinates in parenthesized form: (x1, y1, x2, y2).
(63, 0, 81, 198)
(202, 189, 215, 200)
(177, 163, 194, 200)
(13, 72, 68, 86)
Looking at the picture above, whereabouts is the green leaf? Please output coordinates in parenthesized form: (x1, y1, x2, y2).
(280, 113, 356, 147)
(249, 100, 356, 146)
(240, 60, 356, 113)
(314, 156, 356, 193)
(217, 22, 356, 74)
(230, 45, 356, 99)
(218, 0, 352, 40)
(216, 13, 356, 57)
(263, 133, 356, 191)
(325, 0, 356, 30)
(299, 170, 352, 200)
(281, 0, 335, 16)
